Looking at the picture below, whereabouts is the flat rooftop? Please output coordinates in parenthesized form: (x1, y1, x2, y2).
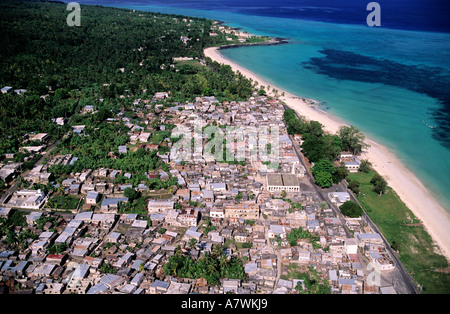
(267, 173, 299, 186)
(281, 174, 299, 187)
(267, 173, 283, 186)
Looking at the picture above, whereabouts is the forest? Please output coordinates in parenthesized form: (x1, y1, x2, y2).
(1, 1, 211, 92)
(0, 0, 254, 97)
(0, 0, 256, 157)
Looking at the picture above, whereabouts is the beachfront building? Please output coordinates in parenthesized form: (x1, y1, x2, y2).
(340, 152, 361, 173)
(328, 192, 351, 207)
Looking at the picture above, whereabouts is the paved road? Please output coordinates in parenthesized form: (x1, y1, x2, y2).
(288, 133, 353, 238)
(348, 190, 419, 294)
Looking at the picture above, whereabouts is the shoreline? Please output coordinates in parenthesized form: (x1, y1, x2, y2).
(204, 45, 450, 262)
(217, 37, 289, 50)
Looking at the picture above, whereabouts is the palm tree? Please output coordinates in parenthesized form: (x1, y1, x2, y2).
(175, 245, 183, 256)
(188, 238, 197, 250)
(218, 254, 229, 277)
(212, 244, 224, 258)
(205, 257, 219, 283)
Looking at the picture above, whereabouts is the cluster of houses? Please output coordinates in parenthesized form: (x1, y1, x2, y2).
(0, 91, 400, 294)
(1, 132, 51, 162)
(0, 131, 53, 195)
(0, 162, 22, 186)
(1, 86, 27, 95)
(209, 23, 259, 43)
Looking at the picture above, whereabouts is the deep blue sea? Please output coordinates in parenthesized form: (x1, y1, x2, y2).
(74, 1, 450, 212)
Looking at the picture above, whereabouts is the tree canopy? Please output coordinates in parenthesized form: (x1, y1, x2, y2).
(338, 125, 369, 155)
(311, 159, 335, 188)
(163, 245, 246, 284)
(370, 173, 388, 195)
(0, 1, 256, 156)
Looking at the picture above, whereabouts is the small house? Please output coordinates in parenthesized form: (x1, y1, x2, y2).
(86, 191, 100, 205)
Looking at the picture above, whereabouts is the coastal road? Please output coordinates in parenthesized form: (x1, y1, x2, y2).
(320, 182, 418, 294)
(346, 188, 419, 294)
(1, 98, 80, 206)
(285, 104, 418, 294)
(288, 133, 352, 238)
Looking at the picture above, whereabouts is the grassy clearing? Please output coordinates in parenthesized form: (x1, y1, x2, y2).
(224, 238, 252, 250)
(145, 190, 173, 200)
(347, 170, 450, 293)
(174, 59, 206, 71)
(46, 194, 80, 210)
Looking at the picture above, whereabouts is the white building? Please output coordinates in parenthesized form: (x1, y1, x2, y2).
(147, 200, 174, 213)
(340, 152, 361, 173)
(268, 225, 286, 239)
(345, 238, 359, 255)
(7, 189, 47, 209)
(210, 207, 225, 219)
(266, 173, 300, 193)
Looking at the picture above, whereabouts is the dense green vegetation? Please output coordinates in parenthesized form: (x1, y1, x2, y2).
(45, 195, 80, 210)
(163, 245, 246, 284)
(281, 264, 331, 294)
(99, 262, 118, 275)
(338, 125, 369, 155)
(310, 159, 335, 188)
(0, 0, 257, 157)
(1, 1, 222, 92)
(285, 109, 373, 188)
(47, 243, 66, 254)
(35, 215, 58, 231)
(57, 122, 168, 173)
(287, 227, 320, 247)
(347, 170, 450, 293)
(118, 197, 148, 216)
(284, 109, 367, 163)
(370, 173, 388, 195)
(0, 93, 74, 155)
(339, 201, 363, 218)
(0, 211, 36, 250)
(284, 109, 340, 163)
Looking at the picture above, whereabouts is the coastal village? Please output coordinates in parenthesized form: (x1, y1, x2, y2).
(0, 83, 406, 295)
(2, 0, 450, 299)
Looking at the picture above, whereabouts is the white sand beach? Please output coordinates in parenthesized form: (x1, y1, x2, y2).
(205, 46, 450, 261)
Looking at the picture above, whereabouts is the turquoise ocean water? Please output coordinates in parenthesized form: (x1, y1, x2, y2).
(87, 3, 450, 212)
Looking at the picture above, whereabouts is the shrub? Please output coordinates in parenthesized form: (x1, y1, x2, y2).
(339, 201, 363, 218)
